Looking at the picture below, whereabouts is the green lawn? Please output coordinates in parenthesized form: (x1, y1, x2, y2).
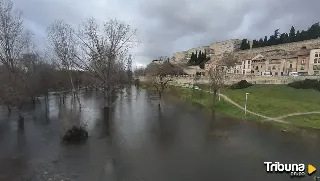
(142, 83, 320, 129)
(222, 84, 320, 118)
(283, 114, 320, 129)
(169, 86, 261, 121)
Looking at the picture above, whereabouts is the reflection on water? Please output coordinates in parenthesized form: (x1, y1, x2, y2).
(0, 86, 319, 181)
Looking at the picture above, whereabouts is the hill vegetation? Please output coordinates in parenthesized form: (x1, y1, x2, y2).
(240, 22, 320, 50)
(187, 50, 210, 69)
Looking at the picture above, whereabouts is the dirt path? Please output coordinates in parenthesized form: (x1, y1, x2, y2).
(218, 93, 288, 124)
(190, 88, 320, 124)
(265, 111, 320, 121)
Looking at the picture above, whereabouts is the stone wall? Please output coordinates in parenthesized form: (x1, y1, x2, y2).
(209, 39, 242, 56)
(139, 75, 319, 86)
(170, 39, 242, 65)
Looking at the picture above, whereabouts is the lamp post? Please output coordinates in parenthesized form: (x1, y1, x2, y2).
(244, 93, 249, 115)
(218, 89, 221, 101)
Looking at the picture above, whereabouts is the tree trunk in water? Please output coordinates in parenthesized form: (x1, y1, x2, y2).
(158, 92, 162, 106)
(7, 106, 11, 116)
(68, 72, 81, 108)
(104, 85, 110, 109)
(212, 90, 217, 115)
(75, 92, 82, 109)
(18, 110, 24, 130)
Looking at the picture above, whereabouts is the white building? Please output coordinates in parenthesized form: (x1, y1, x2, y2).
(308, 49, 320, 75)
(241, 59, 252, 75)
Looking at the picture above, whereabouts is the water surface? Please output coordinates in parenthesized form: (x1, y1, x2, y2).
(0, 87, 319, 181)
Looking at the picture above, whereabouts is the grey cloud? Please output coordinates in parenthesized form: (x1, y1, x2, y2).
(11, 0, 320, 66)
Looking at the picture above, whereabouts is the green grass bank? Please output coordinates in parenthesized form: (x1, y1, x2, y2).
(140, 83, 320, 130)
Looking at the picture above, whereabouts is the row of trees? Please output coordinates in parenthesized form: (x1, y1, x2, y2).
(187, 50, 210, 69)
(0, 0, 137, 122)
(240, 22, 320, 50)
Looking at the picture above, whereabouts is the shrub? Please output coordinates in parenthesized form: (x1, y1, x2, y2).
(63, 125, 88, 142)
(230, 80, 253, 89)
(287, 79, 320, 91)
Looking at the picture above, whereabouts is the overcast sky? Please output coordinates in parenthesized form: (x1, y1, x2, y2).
(13, 0, 320, 67)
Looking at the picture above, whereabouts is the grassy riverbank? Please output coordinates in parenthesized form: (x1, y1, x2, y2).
(141, 83, 320, 130)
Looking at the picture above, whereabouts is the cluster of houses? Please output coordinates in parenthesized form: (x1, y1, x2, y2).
(203, 48, 320, 76)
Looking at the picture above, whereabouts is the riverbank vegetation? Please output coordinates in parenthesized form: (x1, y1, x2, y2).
(0, 0, 137, 137)
(192, 84, 320, 129)
(240, 22, 320, 50)
(141, 80, 320, 130)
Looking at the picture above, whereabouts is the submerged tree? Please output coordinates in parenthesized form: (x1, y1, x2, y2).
(208, 66, 225, 113)
(145, 57, 175, 104)
(0, 0, 33, 121)
(74, 18, 139, 109)
(46, 20, 82, 108)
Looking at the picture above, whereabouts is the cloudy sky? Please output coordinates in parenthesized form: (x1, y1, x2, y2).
(13, 0, 320, 67)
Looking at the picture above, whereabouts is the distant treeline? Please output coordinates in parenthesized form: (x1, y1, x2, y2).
(187, 50, 210, 69)
(240, 22, 320, 50)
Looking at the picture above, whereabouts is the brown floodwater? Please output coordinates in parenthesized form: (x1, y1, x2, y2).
(0, 86, 319, 181)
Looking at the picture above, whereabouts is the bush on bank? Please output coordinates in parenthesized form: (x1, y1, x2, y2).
(230, 80, 253, 89)
(287, 79, 320, 91)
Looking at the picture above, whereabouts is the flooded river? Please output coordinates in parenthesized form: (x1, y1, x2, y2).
(0, 86, 319, 181)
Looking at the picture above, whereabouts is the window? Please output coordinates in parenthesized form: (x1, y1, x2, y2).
(301, 59, 306, 65)
(318, 59, 320, 63)
(316, 52, 319, 57)
(255, 66, 258, 70)
(300, 66, 305, 70)
(272, 66, 276, 70)
(243, 70, 245, 74)
(247, 65, 250, 68)
(290, 64, 292, 68)
(275, 72, 278, 76)
(313, 65, 318, 70)
(261, 65, 262, 68)
(315, 59, 318, 63)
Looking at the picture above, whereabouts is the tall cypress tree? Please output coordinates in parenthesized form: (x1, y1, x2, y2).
(296, 30, 301, 41)
(273, 29, 280, 45)
(188, 52, 195, 65)
(258, 38, 264, 47)
(289, 26, 296, 42)
(240, 39, 250, 50)
(252, 40, 259, 48)
(263, 36, 268, 46)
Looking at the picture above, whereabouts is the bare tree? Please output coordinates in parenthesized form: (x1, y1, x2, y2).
(46, 20, 81, 108)
(219, 52, 239, 70)
(126, 54, 133, 84)
(0, 0, 32, 120)
(208, 66, 225, 113)
(133, 67, 146, 76)
(74, 18, 138, 109)
(145, 58, 175, 104)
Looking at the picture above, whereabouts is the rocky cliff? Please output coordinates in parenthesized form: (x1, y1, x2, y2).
(170, 38, 320, 65)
